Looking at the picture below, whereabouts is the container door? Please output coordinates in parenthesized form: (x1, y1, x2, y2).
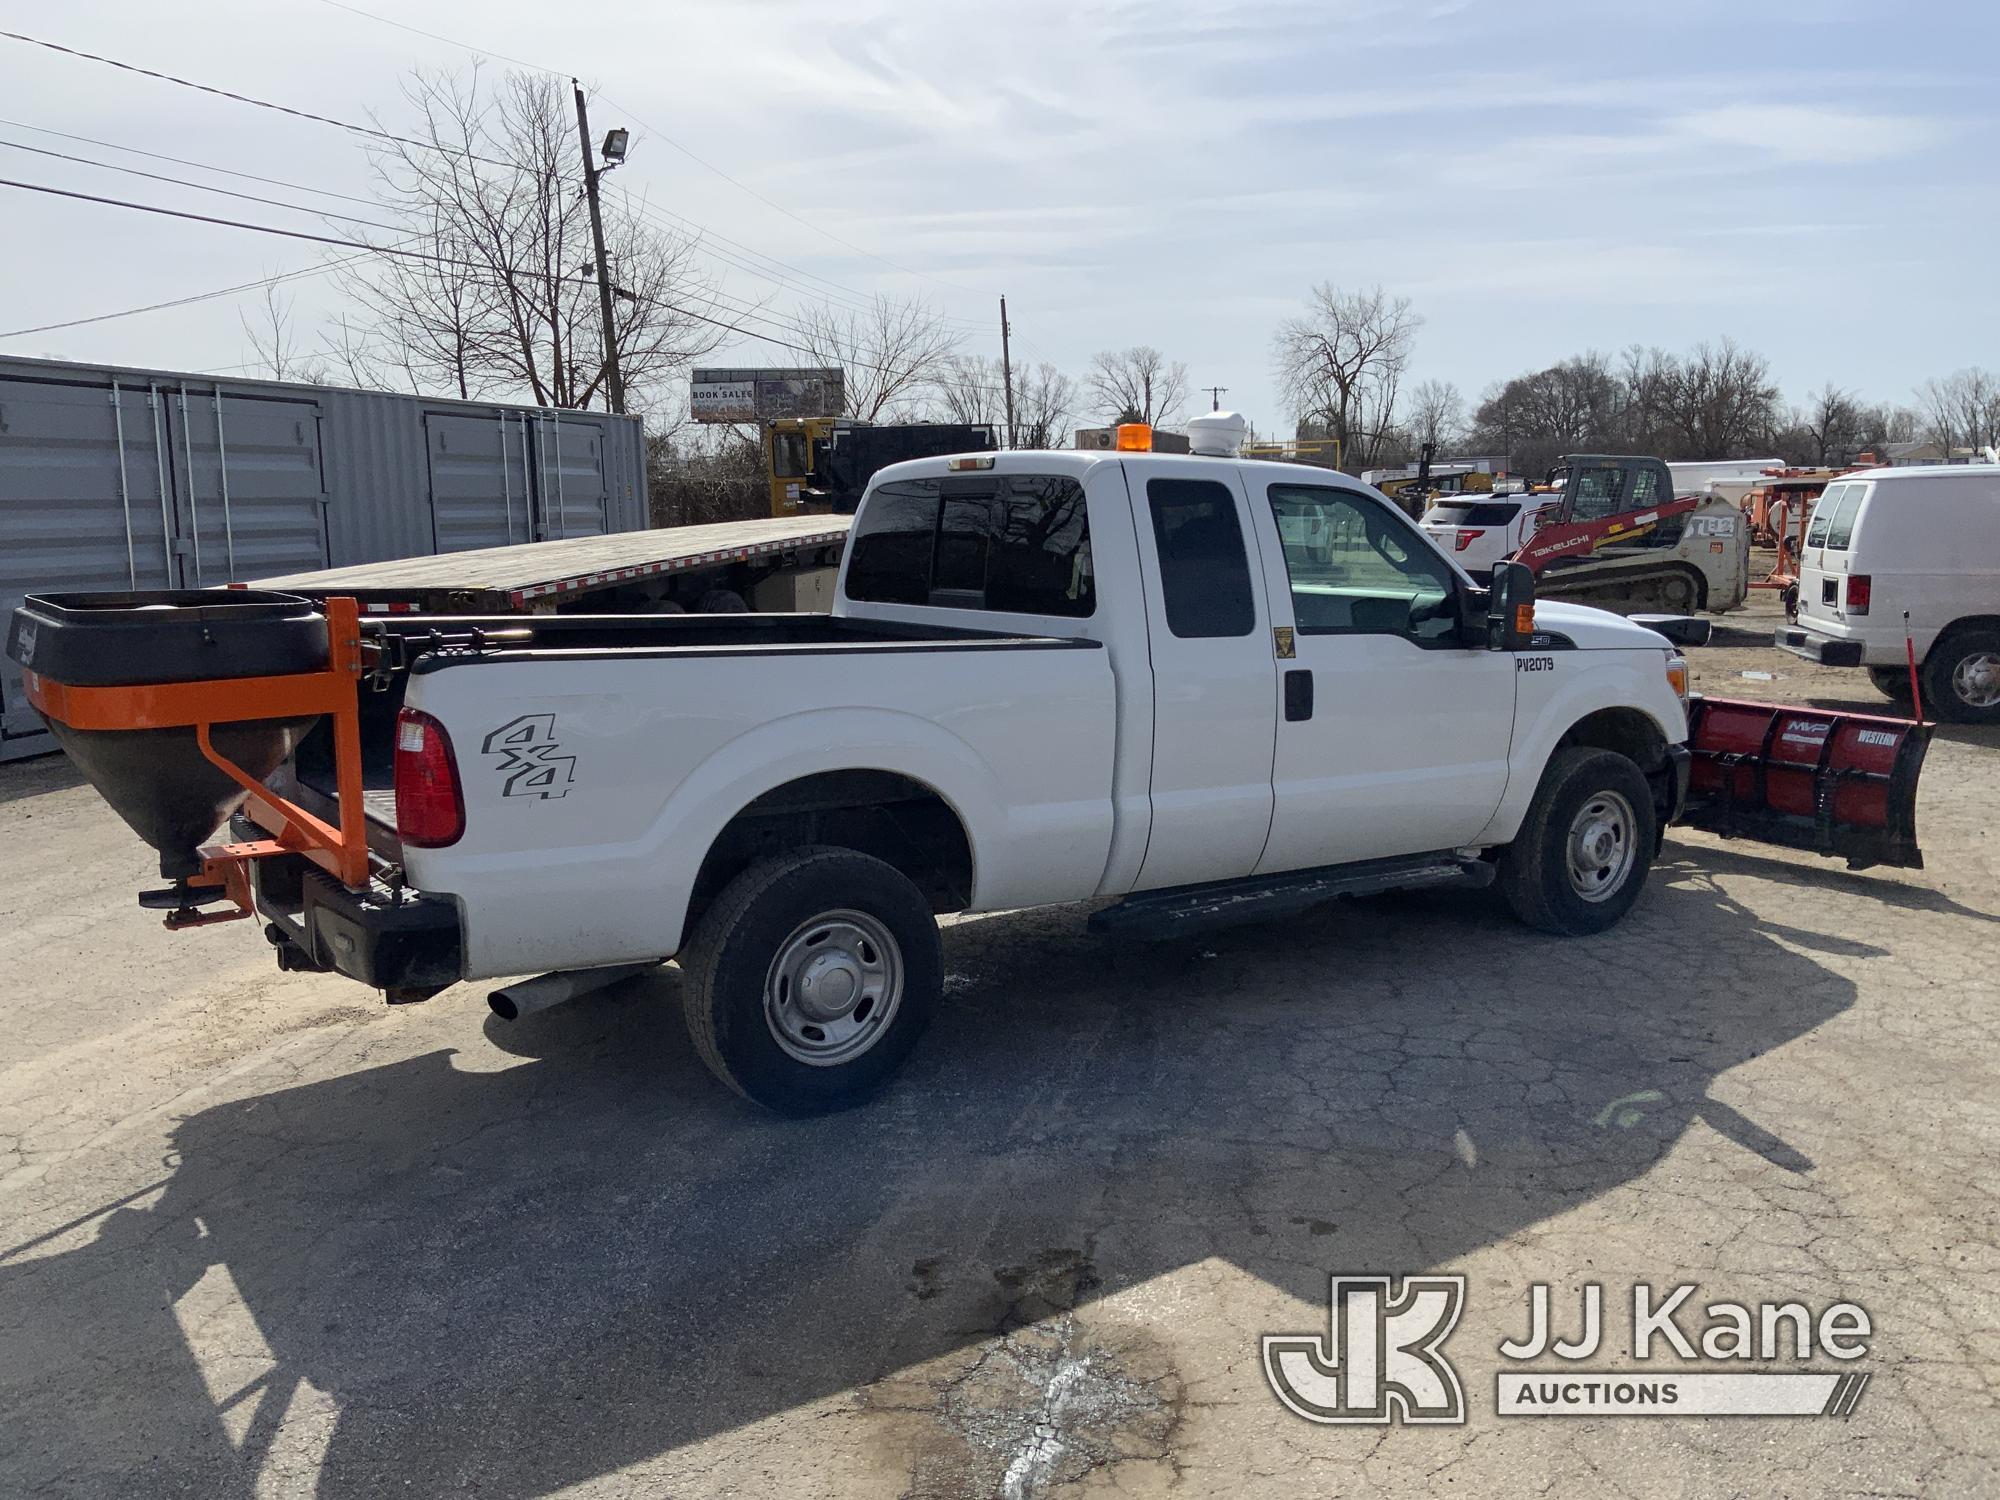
(0, 377, 176, 749)
(537, 415, 611, 539)
(174, 390, 329, 584)
(426, 411, 536, 552)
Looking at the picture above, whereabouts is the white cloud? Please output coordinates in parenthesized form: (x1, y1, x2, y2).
(1677, 103, 1947, 163)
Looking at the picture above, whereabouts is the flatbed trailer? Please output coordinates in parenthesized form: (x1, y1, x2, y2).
(254, 515, 852, 615)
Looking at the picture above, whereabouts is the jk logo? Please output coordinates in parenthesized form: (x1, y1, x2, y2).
(1263, 1275, 1467, 1425)
(482, 714, 576, 799)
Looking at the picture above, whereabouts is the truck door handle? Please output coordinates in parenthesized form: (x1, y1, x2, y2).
(1284, 668, 1314, 722)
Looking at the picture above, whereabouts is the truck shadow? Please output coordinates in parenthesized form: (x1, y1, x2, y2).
(1, 867, 1853, 1496)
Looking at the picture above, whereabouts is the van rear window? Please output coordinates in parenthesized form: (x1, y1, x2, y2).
(845, 475, 1095, 617)
(1824, 483, 1868, 550)
(1804, 484, 1846, 548)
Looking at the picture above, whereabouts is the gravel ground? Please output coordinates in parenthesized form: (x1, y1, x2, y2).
(1, 584, 1995, 1498)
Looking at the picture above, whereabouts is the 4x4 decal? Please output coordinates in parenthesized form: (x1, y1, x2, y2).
(482, 714, 575, 799)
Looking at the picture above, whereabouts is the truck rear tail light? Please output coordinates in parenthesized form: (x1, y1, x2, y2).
(1845, 574, 1871, 615)
(1454, 529, 1483, 551)
(394, 709, 464, 848)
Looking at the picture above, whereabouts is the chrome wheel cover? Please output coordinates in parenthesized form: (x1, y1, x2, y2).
(1951, 650, 2000, 709)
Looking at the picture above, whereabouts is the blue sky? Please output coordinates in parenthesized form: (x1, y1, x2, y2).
(2, 0, 1992, 433)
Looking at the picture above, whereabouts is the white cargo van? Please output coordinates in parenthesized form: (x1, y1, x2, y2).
(1776, 464, 2000, 722)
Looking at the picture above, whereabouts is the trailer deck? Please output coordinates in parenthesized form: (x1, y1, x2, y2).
(255, 515, 852, 612)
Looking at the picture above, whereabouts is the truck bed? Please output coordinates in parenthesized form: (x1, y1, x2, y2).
(256, 516, 852, 611)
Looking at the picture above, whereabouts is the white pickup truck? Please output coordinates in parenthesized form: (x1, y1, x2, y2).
(12, 442, 1699, 1115)
(309, 445, 1691, 1112)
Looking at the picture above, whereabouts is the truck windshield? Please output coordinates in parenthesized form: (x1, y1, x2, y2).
(845, 475, 1095, 617)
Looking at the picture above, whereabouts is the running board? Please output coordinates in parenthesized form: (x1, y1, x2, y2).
(1088, 852, 1491, 941)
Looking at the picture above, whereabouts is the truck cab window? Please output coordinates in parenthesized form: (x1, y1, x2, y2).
(771, 431, 809, 479)
(1146, 478, 1256, 638)
(1267, 484, 1457, 642)
(844, 475, 1095, 617)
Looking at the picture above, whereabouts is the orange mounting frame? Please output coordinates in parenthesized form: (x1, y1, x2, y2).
(21, 597, 372, 924)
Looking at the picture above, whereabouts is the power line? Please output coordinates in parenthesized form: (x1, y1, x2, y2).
(0, 117, 386, 208)
(7, 25, 997, 349)
(0, 175, 498, 269)
(0, 138, 411, 235)
(0, 29, 516, 171)
(0, 111, 942, 333)
(0, 257, 368, 339)
(0, 164, 982, 376)
(0, 175, 1012, 395)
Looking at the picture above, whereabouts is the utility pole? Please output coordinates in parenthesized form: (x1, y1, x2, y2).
(998, 295, 1016, 449)
(573, 79, 626, 416)
(1203, 385, 1228, 411)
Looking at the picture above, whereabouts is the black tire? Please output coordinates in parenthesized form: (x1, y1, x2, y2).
(1921, 629, 2000, 725)
(695, 588, 749, 614)
(679, 846, 944, 1115)
(1496, 747, 1658, 936)
(1868, 665, 1915, 704)
(1656, 569, 1700, 615)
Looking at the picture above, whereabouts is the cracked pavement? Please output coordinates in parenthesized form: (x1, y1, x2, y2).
(1, 590, 1996, 1498)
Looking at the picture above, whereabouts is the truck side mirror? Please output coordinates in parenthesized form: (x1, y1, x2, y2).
(1488, 561, 1537, 651)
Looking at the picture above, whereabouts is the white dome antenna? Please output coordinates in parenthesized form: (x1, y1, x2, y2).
(1186, 410, 1247, 457)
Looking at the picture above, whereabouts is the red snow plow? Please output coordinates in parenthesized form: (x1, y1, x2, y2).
(1679, 696, 1931, 870)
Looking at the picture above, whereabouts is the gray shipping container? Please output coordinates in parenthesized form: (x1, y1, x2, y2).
(0, 353, 646, 759)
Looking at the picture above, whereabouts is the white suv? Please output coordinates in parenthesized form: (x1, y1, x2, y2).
(1777, 464, 2000, 722)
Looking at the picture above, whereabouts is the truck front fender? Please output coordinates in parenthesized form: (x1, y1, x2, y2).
(1473, 663, 1687, 848)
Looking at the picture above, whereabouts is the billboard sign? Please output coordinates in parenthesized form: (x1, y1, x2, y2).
(690, 367, 845, 423)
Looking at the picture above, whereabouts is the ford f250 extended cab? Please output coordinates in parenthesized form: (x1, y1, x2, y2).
(13, 440, 1733, 1114)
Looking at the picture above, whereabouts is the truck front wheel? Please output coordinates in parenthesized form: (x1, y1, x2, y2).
(679, 846, 945, 1115)
(1496, 748, 1657, 935)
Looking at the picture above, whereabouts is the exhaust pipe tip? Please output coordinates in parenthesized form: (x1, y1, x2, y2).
(487, 960, 662, 1023)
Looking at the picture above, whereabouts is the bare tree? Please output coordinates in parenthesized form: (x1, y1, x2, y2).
(1405, 379, 1463, 452)
(793, 294, 962, 421)
(932, 354, 1006, 426)
(1802, 383, 1865, 465)
(1915, 368, 2000, 454)
(241, 283, 327, 383)
(646, 425, 766, 528)
(1086, 346, 1189, 427)
(1659, 338, 1780, 457)
(1271, 285, 1420, 471)
(334, 66, 721, 410)
(1012, 362, 1078, 449)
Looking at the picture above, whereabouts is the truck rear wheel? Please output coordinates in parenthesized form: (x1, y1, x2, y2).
(1496, 748, 1657, 936)
(1922, 629, 2000, 724)
(679, 846, 944, 1115)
